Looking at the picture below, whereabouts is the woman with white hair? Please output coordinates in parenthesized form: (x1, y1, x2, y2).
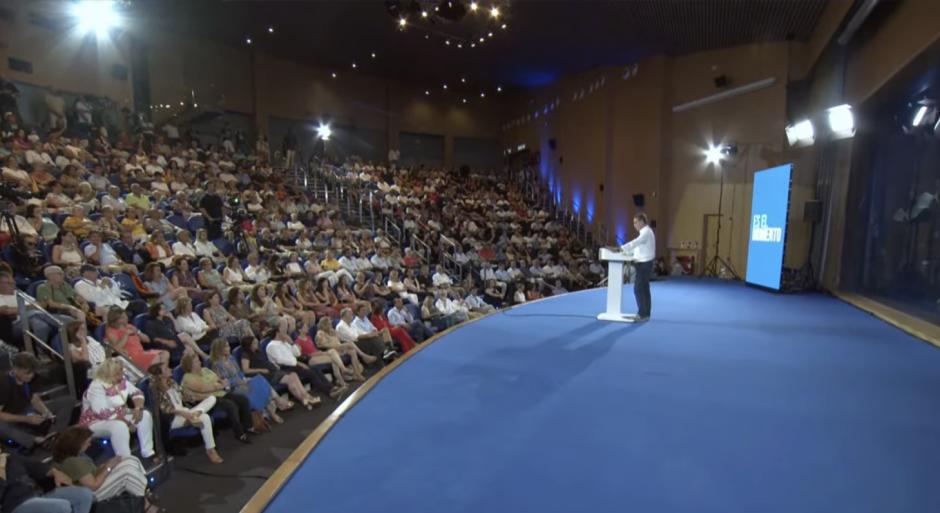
(78, 358, 157, 461)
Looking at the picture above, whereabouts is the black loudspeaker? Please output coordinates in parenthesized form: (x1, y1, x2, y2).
(548, 138, 557, 150)
(804, 200, 822, 223)
(599, 183, 604, 192)
(632, 194, 645, 207)
(714, 75, 729, 88)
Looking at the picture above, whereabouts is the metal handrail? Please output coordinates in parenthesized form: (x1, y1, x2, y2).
(411, 236, 432, 264)
(16, 291, 76, 399)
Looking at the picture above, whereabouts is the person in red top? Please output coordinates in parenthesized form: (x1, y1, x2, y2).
(293, 318, 360, 387)
(369, 300, 416, 353)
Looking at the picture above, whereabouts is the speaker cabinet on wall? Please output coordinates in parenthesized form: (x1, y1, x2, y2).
(632, 194, 645, 207)
(803, 200, 822, 223)
(7, 57, 32, 74)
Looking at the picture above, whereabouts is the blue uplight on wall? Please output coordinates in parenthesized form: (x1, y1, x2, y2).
(585, 197, 595, 223)
(616, 224, 627, 244)
(572, 187, 582, 215)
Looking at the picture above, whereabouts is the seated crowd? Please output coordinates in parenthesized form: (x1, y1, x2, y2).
(0, 106, 603, 513)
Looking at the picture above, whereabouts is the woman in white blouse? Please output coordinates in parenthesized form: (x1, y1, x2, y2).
(78, 359, 156, 460)
(222, 255, 251, 290)
(174, 297, 217, 347)
(194, 229, 223, 261)
(148, 363, 223, 464)
(387, 269, 418, 305)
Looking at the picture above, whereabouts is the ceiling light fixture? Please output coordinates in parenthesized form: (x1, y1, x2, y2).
(245, 37, 252, 45)
(490, 6, 500, 18)
(425, 90, 430, 96)
(371, 52, 377, 58)
(445, 40, 451, 45)
(398, 17, 407, 28)
(268, 26, 274, 33)
(351, 63, 357, 69)
(704, 145, 723, 166)
(496, 86, 502, 92)
(73, 0, 119, 37)
(462, 98, 468, 104)
(461, 77, 466, 83)
(471, 42, 476, 48)
(913, 105, 929, 126)
(331, 72, 337, 78)
(457, 43, 463, 49)
(480, 92, 485, 98)
(488, 32, 493, 38)
(421, 10, 428, 18)
(479, 37, 484, 43)
(469, 2, 479, 11)
(501, 23, 507, 29)
(443, 84, 448, 89)
(826, 104, 855, 139)
(785, 119, 815, 146)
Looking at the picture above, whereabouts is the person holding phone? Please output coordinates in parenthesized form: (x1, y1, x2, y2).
(0, 353, 74, 451)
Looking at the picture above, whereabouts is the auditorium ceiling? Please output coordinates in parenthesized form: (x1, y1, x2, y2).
(136, 0, 832, 90)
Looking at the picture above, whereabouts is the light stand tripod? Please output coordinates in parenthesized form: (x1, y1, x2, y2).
(702, 163, 740, 279)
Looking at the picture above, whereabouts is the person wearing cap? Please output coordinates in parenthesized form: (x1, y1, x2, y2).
(0, 352, 75, 450)
(74, 264, 146, 318)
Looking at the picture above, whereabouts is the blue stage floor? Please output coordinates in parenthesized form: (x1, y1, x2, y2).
(263, 279, 940, 513)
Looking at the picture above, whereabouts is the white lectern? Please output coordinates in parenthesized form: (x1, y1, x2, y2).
(597, 247, 636, 323)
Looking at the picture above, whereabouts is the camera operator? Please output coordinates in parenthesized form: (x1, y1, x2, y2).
(199, 181, 225, 240)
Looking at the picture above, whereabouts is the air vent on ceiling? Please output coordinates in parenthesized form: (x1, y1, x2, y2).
(8, 57, 32, 74)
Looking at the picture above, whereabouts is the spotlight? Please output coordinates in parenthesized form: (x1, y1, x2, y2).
(425, 90, 430, 96)
(704, 145, 723, 166)
(496, 86, 502, 92)
(462, 98, 468, 104)
(457, 43, 463, 49)
(179, 102, 184, 106)
(371, 52, 377, 58)
(480, 92, 485, 98)
(785, 119, 815, 146)
(487, 32, 493, 38)
(470, 2, 479, 11)
(461, 77, 466, 83)
(73, 0, 119, 37)
(913, 105, 929, 126)
(245, 37, 252, 45)
(443, 84, 448, 90)
(501, 23, 507, 29)
(421, 10, 428, 18)
(479, 37, 484, 43)
(425, 34, 430, 40)
(445, 40, 451, 46)
(331, 72, 337, 78)
(399, 17, 407, 28)
(471, 42, 476, 48)
(490, 6, 500, 18)
(268, 26, 275, 33)
(826, 104, 855, 139)
(316, 123, 332, 141)
(351, 63, 357, 69)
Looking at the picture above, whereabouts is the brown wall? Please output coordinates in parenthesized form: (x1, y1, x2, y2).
(0, 0, 133, 104)
(504, 43, 800, 274)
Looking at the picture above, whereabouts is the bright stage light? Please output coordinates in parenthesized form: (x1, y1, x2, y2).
(785, 119, 815, 146)
(704, 145, 723, 166)
(490, 6, 500, 18)
(913, 105, 928, 126)
(827, 104, 855, 139)
(469, 2, 479, 11)
(398, 17, 408, 28)
(496, 86, 502, 92)
(316, 123, 332, 141)
(73, 0, 119, 37)
(421, 10, 428, 18)
(268, 26, 275, 34)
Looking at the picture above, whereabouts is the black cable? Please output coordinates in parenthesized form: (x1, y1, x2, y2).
(176, 467, 270, 480)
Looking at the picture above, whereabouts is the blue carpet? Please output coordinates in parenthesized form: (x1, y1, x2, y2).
(263, 279, 940, 513)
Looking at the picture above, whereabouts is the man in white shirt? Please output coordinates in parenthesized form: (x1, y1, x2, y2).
(335, 307, 394, 360)
(618, 212, 655, 321)
(387, 297, 434, 342)
(431, 265, 453, 288)
(74, 265, 135, 317)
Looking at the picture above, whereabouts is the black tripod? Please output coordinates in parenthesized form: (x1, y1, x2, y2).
(702, 166, 740, 279)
